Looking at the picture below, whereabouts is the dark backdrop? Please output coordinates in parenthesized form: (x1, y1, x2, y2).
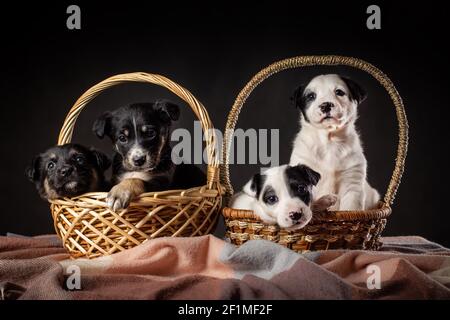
(1, 1, 449, 246)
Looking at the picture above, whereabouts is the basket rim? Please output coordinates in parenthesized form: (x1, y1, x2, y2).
(222, 202, 391, 222)
(220, 55, 409, 209)
(49, 183, 224, 206)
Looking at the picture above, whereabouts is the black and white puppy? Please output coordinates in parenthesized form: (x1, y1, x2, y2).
(93, 101, 205, 211)
(230, 164, 337, 230)
(26, 143, 111, 200)
(290, 74, 379, 211)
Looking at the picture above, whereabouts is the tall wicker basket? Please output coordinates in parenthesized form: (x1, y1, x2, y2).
(221, 56, 408, 252)
(50, 72, 223, 259)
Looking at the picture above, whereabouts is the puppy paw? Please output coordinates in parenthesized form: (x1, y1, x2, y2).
(311, 194, 339, 212)
(107, 185, 133, 211)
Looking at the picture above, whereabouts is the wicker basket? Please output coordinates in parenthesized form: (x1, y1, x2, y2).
(220, 55, 408, 252)
(50, 72, 223, 259)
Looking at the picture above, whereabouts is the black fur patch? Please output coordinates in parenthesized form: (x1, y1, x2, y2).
(284, 164, 321, 205)
(291, 85, 315, 123)
(340, 76, 367, 104)
(155, 100, 180, 122)
(262, 185, 277, 204)
(249, 173, 266, 198)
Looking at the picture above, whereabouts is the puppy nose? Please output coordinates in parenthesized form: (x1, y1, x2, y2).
(132, 155, 146, 166)
(289, 211, 303, 221)
(59, 166, 73, 177)
(320, 102, 334, 113)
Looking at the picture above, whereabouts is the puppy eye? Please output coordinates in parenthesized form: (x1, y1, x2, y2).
(75, 155, 85, 164)
(305, 92, 316, 101)
(335, 89, 346, 97)
(47, 161, 55, 170)
(297, 184, 308, 195)
(144, 128, 157, 139)
(265, 195, 279, 205)
(118, 134, 127, 143)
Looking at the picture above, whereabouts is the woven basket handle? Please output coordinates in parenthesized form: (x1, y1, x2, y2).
(58, 72, 219, 187)
(220, 56, 408, 207)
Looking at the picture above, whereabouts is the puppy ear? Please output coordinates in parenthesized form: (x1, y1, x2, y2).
(90, 148, 111, 171)
(341, 77, 367, 104)
(304, 165, 321, 186)
(155, 100, 180, 122)
(295, 164, 321, 186)
(291, 84, 311, 123)
(92, 112, 112, 139)
(242, 173, 265, 198)
(26, 155, 41, 182)
(290, 85, 304, 109)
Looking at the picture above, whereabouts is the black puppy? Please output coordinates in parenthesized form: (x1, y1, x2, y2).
(93, 100, 205, 211)
(26, 143, 111, 200)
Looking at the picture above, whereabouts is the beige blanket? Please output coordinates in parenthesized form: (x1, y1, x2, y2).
(0, 234, 449, 299)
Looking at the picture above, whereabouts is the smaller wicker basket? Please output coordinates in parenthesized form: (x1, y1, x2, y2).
(221, 55, 408, 252)
(50, 72, 223, 259)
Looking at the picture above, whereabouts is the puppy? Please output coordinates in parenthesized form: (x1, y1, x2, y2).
(93, 100, 205, 211)
(26, 143, 111, 200)
(290, 74, 380, 211)
(230, 164, 337, 230)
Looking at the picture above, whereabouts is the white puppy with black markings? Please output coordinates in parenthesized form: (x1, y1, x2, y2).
(230, 164, 337, 230)
(290, 74, 379, 211)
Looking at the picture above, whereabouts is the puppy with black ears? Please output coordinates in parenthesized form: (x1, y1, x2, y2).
(230, 164, 337, 230)
(93, 100, 205, 211)
(27, 143, 111, 200)
(290, 74, 380, 211)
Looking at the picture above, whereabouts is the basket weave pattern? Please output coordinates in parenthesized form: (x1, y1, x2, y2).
(50, 73, 222, 259)
(221, 56, 408, 252)
(223, 207, 389, 251)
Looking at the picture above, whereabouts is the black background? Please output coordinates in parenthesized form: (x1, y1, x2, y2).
(1, 1, 449, 246)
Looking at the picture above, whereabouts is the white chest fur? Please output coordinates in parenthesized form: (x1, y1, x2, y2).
(289, 122, 367, 202)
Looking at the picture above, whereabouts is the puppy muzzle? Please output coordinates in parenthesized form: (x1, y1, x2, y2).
(278, 207, 312, 229)
(50, 176, 86, 195)
(319, 102, 334, 114)
(54, 167, 77, 187)
(124, 153, 158, 171)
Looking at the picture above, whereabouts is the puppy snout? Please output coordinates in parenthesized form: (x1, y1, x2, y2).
(59, 166, 73, 177)
(289, 211, 303, 221)
(132, 155, 147, 167)
(319, 102, 334, 114)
